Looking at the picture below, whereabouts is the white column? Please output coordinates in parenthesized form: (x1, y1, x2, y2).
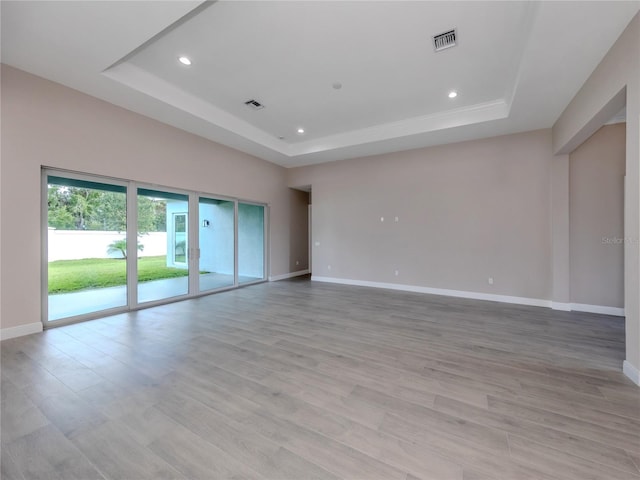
(623, 82, 640, 385)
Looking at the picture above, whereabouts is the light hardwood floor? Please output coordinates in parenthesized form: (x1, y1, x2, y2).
(1, 277, 639, 479)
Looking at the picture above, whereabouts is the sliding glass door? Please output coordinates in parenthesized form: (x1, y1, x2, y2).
(198, 196, 235, 292)
(238, 202, 266, 284)
(137, 188, 190, 304)
(44, 169, 268, 326)
(46, 174, 128, 321)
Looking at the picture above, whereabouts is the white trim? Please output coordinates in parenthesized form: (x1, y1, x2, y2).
(104, 63, 510, 161)
(1, 322, 43, 341)
(269, 270, 309, 282)
(623, 360, 640, 386)
(551, 302, 572, 311)
(570, 303, 625, 317)
(312, 277, 628, 317)
(311, 276, 551, 308)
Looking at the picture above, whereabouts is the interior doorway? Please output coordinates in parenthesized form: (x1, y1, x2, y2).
(308, 204, 312, 275)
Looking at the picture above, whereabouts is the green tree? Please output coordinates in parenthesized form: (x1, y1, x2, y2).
(47, 186, 75, 229)
(47, 185, 167, 233)
(137, 196, 160, 233)
(47, 186, 100, 230)
(89, 192, 126, 231)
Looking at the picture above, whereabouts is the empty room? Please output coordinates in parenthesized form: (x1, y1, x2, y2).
(1, 1, 639, 479)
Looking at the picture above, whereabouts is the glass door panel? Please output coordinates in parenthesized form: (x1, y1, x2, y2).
(238, 203, 265, 284)
(137, 188, 189, 304)
(46, 175, 128, 321)
(45, 170, 270, 327)
(173, 213, 187, 265)
(198, 197, 235, 292)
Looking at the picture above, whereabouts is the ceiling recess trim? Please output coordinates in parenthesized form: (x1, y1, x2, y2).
(103, 62, 513, 158)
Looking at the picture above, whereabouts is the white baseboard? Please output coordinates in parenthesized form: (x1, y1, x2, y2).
(312, 277, 628, 318)
(0, 322, 43, 341)
(623, 360, 640, 386)
(551, 302, 572, 311)
(312, 276, 551, 308)
(570, 303, 625, 317)
(269, 269, 309, 282)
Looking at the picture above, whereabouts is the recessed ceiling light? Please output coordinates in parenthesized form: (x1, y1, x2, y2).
(178, 56, 192, 66)
(448, 91, 458, 98)
(297, 128, 305, 135)
(332, 82, 342, 90)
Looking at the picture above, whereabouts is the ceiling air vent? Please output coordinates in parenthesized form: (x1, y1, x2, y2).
(433, 29, 457, 52)
(244, 99, 265, 110)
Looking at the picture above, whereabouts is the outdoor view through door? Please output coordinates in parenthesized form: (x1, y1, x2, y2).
(44, 171, 267, 325)
(239, 202, 265, 284)
(137, 188, 190, 304)
(47, 175, 128, 320)
(199, 197, 235, 292)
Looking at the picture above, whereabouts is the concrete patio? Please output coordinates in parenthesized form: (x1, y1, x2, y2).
(48, 273, 261, 320)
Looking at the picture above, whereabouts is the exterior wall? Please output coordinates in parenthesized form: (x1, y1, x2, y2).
(569, 123, 626, 308)
(166, 200, 189, 268)
(238, 203, 265, 278)
(199, 200, 234, 275)
(47, 230, 167, 261)
(0, 65, 299, 331)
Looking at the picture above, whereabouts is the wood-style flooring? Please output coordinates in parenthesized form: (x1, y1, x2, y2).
(1, 277, 639, 479)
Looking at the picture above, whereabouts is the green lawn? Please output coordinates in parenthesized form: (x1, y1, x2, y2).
(48, 256, 194, 294)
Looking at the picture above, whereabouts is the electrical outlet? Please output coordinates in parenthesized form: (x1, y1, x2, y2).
(395, 216, 399, 222)
(327, 265, 332, 270)
(315, 241, 320, 247)
(380, 217, 384, 222)
(394, 270, 399, 276)
(296, 260, 299, 266)
(488, 277, 494, 285)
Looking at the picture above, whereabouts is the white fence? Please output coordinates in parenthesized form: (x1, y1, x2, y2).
(48, 229, 167, 261)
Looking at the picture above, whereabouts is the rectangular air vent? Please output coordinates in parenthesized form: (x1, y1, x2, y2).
(244, 99, 265, 110)
(433, 29, 457, 51)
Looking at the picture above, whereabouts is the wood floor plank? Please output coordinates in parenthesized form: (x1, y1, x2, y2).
(379, 412, 529, 479)
(155, 389, 340, 480)
(121, 404, 266, 480)
(1, 277, 637, 479)
(517, 381, 640, 419)
(174, 342, 465, 479)
(0, 447, 26, 480)
(432, 394, 639, 474)
(240, 409, 410, 480)
(352, 385, 510, 456)
(4, 425, 106, 480)
(69, 420, 185, 480)
(507, 434, 640, 480)
(0, 377, 50, 443)
(487, 395, 640, 452)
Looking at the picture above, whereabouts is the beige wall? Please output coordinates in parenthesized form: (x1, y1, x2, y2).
(0, 65, 305, 330)
(553, 12, 639, 380)
(289, 129, 554, 301)
(570, 124, 625, 308)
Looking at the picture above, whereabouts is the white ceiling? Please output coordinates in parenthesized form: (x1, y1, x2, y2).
(2, 1, 639, 167)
